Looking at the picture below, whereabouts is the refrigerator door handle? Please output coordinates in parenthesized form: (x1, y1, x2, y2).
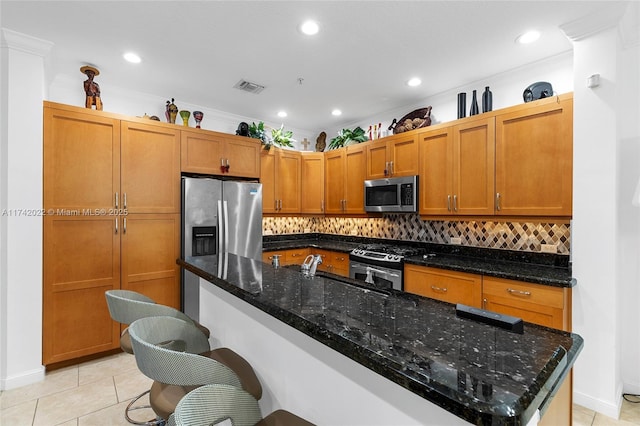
(223, 200, 229, 253)
(217, 200, 224, 255)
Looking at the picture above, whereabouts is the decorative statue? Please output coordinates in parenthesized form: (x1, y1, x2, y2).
(315, 131, 327, 152)
(80, 65, 102, 110)
(165, 98, 178, 124)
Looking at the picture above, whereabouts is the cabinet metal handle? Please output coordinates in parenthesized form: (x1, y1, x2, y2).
(483, 298, 487, 309)
(447, 195, 451, 211)
(507, 288, 531, 297)
(453, 195, 458, 212)
(431, 285, 447, 293)
(390, 161, 394, 175)
(123, 193, 127, 209)
(115, 218, 118, 234)
(115, 192, 119, 209)
(123, 217, 127, 234)
(384, 162, 389, 177)
(321, 200, 324, 212)
(337, 256, 345, 261)
(496, 193, 501, 211)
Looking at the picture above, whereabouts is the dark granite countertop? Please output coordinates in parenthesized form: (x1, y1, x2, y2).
(263, 234, 575, 288)
(179, 254, 583, 426)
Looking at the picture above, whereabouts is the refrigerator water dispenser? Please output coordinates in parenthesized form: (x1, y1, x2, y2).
(192, 226, 216, 256)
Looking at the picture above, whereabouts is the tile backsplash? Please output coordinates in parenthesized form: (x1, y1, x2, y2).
(262, 214, 570, 255)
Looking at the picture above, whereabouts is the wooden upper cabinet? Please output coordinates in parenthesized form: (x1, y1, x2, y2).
(260, 147, 301, 214)
(301, 152, 325, 214)
(181, 130, 260, 179)
(418, 117, 495, 216)
(121, 121, 181, 213)
(454, 117, 495, 215)
(365, 133, 418, 179)
(495, 95, 573, 216)
(344, 145, 366, 214)
(44, 105, 120, 210)
(324, 149, 347, 214)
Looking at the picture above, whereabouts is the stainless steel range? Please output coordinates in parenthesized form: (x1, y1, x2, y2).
(349, 243, 425, 291)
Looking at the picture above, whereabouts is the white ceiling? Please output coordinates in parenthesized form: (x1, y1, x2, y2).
(0, 0, 624, 134)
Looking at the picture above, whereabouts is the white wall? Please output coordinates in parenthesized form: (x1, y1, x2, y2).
(0, 29, 52, 389)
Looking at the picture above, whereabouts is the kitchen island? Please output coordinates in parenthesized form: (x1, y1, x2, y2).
(179, 254, 582, 425)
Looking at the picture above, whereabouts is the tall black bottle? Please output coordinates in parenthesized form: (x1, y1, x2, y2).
(470, 90, 479, 116)
(482, 86, 493, 113)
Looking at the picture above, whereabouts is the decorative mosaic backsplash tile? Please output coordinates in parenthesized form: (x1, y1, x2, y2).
(262, 214, 571, 254)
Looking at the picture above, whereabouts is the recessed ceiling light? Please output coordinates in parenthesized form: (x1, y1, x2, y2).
(331, 109, 342, 116)
(123, 52, 141, 63)
(277, 111, 288, 118)
(300, 20, 319, 35)
(407, 77, 422, 87)
(516, 30, 540, 44)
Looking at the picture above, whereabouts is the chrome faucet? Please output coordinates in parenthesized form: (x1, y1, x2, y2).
(301, 254, 323, 278)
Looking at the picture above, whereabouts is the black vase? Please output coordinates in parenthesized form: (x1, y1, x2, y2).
(470, 90, 479, 116)
(482, 86, 493, 113)
(457, 92, 466, 119)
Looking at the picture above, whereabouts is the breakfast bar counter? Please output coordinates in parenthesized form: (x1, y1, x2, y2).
(179, 254, 582, 425)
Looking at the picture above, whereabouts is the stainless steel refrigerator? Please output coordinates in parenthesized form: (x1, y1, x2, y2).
(181, 176, 262, 318)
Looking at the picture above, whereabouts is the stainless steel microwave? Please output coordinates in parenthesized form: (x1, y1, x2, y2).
(364, 175, 418, 213)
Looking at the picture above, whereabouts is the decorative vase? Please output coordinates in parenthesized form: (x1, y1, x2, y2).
(482, 86, 493, 113)
(470, 90, 479, 116)
(179, 110, 190, 127)
(166, 98, 178, 124)
(193, 111, 203, 128)
(457, 92, 466, 119)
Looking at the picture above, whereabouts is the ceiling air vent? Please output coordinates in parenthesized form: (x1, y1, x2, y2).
(233, 79, 265, 94)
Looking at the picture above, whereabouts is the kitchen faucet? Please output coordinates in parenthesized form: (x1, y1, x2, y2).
(301, 254, 323, 278)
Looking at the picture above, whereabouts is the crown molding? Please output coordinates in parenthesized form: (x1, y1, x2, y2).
(1, 28, 53, 57)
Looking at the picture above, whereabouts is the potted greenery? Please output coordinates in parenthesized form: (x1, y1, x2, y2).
(271, 124, 295, 148)
(248, 121, 269, 147)
(327, 126, 367, 150)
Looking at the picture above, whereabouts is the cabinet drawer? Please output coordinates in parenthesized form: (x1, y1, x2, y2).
(482, 277, 564, 308)
(404, 265, 482, 307)
(285, 248, 309, 265)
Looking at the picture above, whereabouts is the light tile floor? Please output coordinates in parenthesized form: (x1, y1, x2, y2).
(1, 352, 639, 426)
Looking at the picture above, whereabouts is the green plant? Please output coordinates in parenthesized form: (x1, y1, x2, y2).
(248, 121, 268, 145)
(271, 124, 295, 148)
(327, 126, 367, 150)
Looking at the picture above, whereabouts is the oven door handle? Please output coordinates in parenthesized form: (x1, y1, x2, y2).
(365, 266, 400, 284)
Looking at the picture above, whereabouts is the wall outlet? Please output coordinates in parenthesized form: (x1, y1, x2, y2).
(450, 237, 462, 245)
(541, 244, 557, 253)
(350, 229, 359, 236)
(304, 228, 311, 234)
(264, 230, 273, 236)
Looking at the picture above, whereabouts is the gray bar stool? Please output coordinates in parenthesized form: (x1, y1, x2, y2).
(128, 316, 262, 422)
(167, 384, 315, 426)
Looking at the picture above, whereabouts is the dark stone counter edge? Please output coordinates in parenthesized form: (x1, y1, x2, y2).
(178, 258, 583, 426)
(262, 235, 575, 288)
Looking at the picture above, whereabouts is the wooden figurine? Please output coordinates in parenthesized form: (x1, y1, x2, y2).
(80, 65, 102, 110)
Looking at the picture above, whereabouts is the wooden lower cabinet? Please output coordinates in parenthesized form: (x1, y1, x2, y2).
(315, 249, 349, 277)
(43, 215, 121, 365)
(482, 277, 571, 331)
(404, 265, 482, 307)
(262, 248, 310, 266)
(121, 214, 180, 309)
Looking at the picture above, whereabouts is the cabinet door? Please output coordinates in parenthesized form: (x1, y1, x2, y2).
(388, 133, 418, 177)
(495, 97, 573, 216)
(344, 144, 366, 214)
(121, 121, 181, 213)
(276, 150, 301, 213)
(324, 149, 346, 214)
(301, 152, 325, 213)
(404, 265, 482, 307)
(225, 135, 261, 178)
(121, 213, 180, 309)
(43, 215, 120, 365)
(418, 126, 453, 215)
(180, 130, 225, 175)
(365, 139, 389, 179)
(44, 106, 120, 211)
(454, 117, 495, 215)
(482, 277, 570, 331)
(261, 149, 277, 213)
